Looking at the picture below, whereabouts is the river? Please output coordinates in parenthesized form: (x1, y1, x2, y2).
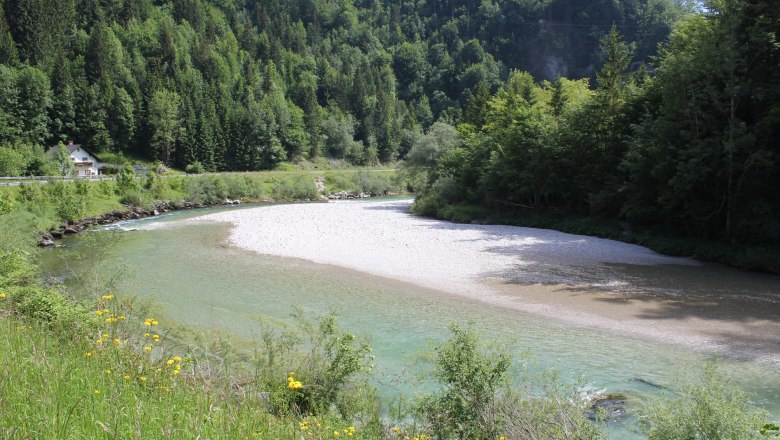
(38, 199, 780, 437)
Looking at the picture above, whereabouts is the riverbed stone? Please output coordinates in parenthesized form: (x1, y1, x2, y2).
(585, 393, 629, 421)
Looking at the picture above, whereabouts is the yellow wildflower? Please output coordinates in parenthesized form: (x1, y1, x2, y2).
(123, 375, 131, 380)
(173, 356, 183, 362)
(286, 376, 303, 390)
(333, 431, 340, 437)
(139, 376, 146, 382)
(144, 345, 152, 351)
(113, 338, 120, 346)
(152, 334, 160, 342)
(0, 292, 6, 299)
(104, 369, 112, 375)
(95, 310, 104, 316)
(101, 295, 114, 300)
(94, 390, 100, 395)
(172, 369, 180, 376)
(167, 359, 174, 366)
(84, 352, 92, 358)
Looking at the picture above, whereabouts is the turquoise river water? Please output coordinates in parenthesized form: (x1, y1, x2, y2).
(39, 201, 780, 437)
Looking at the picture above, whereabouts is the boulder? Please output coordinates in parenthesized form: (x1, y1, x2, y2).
(585, 393, 629, 421)
(63, 227, 79, 235)
(39, 238, 55, 247)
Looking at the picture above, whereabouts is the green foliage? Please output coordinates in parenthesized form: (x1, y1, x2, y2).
(115, 164, 139, 196)
(54, 183, 87, 222)
(185, 176, 228, 205)
(418, 325, 605, 440)
(0, 249, 90, 330)
(272, 175, 319, 200)
(642, 363, 768, 440)
(287, 309, 373, 416)
(185, 161, 205, 174)
(420, 324, 511, 439)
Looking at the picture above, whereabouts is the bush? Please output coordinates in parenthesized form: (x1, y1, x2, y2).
(255, 309, 373, 417)
(417, 325, 606, 440)
(325, 173, 360, 194)
(419, 324, 512, 440)
(115, 164, 139, 195)
(186, 176, 228, 204)
(411, 192, 446, 217)
(119, 190, 143, 206)
(0, 250, 92, 331)
(272, 175, 318, 200)
(642, 363, 768, 440)
(355, 171, 395, 195)
(185, 161, 205, 174)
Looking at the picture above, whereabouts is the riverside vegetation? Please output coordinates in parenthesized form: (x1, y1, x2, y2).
(0, 176, 778, 439)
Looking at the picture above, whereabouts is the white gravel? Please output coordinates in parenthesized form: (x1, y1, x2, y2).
(188, 199, 696, 297)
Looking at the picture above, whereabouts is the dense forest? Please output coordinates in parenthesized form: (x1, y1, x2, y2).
(0, 0, 778, 247)
(0, 0, 687, 172)
(406, 1, 780, 249)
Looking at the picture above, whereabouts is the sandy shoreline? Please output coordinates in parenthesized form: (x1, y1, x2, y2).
(189, 199, 780, 365)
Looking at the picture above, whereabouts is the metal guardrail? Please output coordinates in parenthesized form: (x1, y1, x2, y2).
(0, 176, 115, 187)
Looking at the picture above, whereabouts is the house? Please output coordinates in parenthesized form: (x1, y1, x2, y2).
(48, 141, 102, 177)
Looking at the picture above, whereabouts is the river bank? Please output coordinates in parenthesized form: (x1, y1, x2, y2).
(189, 199, 780, 365)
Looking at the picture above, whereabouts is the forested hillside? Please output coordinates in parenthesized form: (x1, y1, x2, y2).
(0, 0, 685, 172)
(409, 1, 780, 254)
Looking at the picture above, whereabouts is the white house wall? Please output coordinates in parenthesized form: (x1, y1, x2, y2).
(69, 148, 100, 176)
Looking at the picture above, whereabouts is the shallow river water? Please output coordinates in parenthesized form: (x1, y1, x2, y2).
(39, 201, 780, 437)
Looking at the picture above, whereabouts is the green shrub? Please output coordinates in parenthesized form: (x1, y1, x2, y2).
(115, 164, 139, 195)
(411, 192, 446, 217)
(325, 173, 360, 194)
(355, 171, 395, 195)
(642, 363, 768, 440)
(274, 162, 298, 172)
(55, 185, 87, 222)
(119, 189, 143, 206)
(419, 324, 512, 440)
(186, 176, 229, 204)
(0, 250, 92, 331)
(487, 379, 606, 440)
(185, 161, 205, 174)
(272, 175, 318, 200)
(255, 310, 372, 417)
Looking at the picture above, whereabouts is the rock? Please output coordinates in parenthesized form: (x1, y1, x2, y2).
(585, 393, 629, 421)
(51, 230, 63, 239)
(153, 210, 160, 216)
(63, 227, 78, 235)
(39, 238, 55, 247)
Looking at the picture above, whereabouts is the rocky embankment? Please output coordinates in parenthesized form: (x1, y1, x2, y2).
(37, 200, 226, 247)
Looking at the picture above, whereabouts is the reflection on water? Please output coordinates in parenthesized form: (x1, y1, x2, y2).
(38, 205, 780, 437)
